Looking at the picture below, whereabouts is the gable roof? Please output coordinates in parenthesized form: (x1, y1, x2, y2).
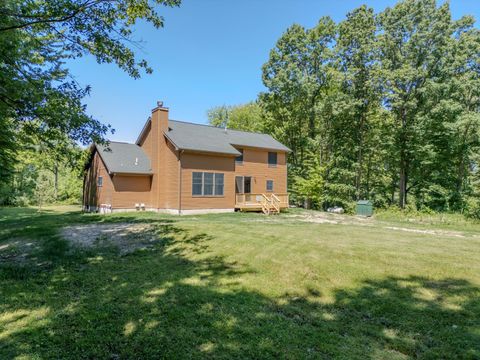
(95, 141, 152, 175)
(164, 120, 291, 155)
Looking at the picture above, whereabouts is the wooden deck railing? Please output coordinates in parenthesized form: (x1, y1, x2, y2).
(235, 193, 289, 210)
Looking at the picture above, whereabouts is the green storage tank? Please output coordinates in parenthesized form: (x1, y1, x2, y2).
(356, 200, 373, 217)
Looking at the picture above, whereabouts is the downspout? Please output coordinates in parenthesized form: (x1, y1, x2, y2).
(178, 150, 184, 215)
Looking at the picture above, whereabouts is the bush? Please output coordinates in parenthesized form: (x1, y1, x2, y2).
(464, 197, 480, 220)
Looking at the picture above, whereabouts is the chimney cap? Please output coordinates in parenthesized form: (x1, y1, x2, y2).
(157, 100, 164, 107)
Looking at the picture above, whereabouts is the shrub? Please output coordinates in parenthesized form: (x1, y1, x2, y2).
(464, 197, 480, 220)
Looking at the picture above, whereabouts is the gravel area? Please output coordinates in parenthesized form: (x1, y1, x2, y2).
(62, 222, 163, 254)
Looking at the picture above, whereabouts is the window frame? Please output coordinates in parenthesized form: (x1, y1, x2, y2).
(203, 172, 214, 196)
(191, 172, 225, 197)
(97, 176, 103, 187)
(192, 172, 203, 196)
(215, 173, 224, 196)
(266, 180, 274, 192)
(268, 152, 277, 167)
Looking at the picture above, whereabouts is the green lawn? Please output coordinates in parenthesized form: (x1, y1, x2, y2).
(1, 207, 479, 359)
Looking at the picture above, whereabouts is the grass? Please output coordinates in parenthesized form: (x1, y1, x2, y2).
(0, 206, 479, 359)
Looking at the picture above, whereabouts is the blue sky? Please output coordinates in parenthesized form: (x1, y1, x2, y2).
(67, 0, 480, 143)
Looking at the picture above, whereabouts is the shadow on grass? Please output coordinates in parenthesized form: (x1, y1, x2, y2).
(0, 209, 479, 358)
(0, 207, 178, 272)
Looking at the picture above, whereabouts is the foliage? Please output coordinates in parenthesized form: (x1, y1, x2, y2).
(465, 197, 480, 220)
(208, 0, 480, 214)
(0, 0, 180, 190)
(0, 140, 85, 206)
(292, 152, 325, 208)
(207, 102, 264, 132)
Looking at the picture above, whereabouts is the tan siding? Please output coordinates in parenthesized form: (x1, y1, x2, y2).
(234, 148, 287, 194)
(163, 140, 180, 209)
(110, 175, 152, 208)
(180, 152, 235, 210)
(83, 151, 115, 208)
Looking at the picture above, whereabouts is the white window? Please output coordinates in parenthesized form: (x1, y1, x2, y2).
(97, 176, 103, 187)
(192, 172, 225, 196)
(266, 180, 274, 192)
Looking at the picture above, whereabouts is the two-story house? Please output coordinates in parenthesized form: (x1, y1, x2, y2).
(83, 102, 290, 214)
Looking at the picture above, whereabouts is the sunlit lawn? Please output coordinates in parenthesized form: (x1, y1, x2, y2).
(0, 206, 479, 359)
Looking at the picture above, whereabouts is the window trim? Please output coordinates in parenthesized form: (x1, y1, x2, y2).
(192, 172, 225, 197)
(266, 180, 274, 192)
(97, 176, 103, 187)
(268, 152, 277, 167)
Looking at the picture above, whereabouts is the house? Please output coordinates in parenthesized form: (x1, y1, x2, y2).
(83, 102, 291, 214)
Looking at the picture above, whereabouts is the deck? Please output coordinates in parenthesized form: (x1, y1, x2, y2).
(235, 193, 289, 214)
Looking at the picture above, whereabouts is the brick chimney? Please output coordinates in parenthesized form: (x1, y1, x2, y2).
(152, 100, 169, 133)
(149, 101, 170, 208)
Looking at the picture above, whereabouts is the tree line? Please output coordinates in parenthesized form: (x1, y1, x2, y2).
(208, 0, 480, 216)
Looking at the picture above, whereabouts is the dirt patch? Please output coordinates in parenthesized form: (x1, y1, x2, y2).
(286, 211, 374, 226)
(383, 226, 466, 238)
(61, 223, 165, 255)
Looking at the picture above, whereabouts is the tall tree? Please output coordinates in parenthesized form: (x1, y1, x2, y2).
(335, 5, 381, 200)
(377, 0, 457, 208)
(260, 18, 336, 172)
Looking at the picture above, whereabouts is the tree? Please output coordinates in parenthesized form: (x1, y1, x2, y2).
(260, 18, 337, 172)
(207, 102, 264, 132)
(293, 152, 325, 209)
(377, 0, 459, 208)
(0, 0, 181, 190)
(335, 5, 381, 200)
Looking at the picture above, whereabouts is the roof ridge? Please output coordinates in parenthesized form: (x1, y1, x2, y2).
(169, 119, 271, 137)
(98, 140, 138, 145)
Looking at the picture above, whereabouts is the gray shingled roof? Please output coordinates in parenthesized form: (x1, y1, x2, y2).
(96, 142, 152, 174)
(165, 120, 291, 155)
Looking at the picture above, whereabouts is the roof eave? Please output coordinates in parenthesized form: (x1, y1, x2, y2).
(229, 143, 292, 153)
(135, 117, 152, 145)
(111, 171, 153, 176)
(181, 148, 240, 157)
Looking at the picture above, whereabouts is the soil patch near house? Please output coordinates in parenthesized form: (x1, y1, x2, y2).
(61, 223, 164, 255)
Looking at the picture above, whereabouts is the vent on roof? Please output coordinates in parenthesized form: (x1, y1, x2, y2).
(135, 157, 138, 166)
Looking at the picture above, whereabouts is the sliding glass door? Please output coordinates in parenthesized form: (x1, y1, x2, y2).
(235, 176, 251, 194)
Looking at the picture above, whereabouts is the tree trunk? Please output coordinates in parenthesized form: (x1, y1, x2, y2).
(456, 157, 465, 194)
(356, 112, 366, 200)
(391, 182, 395, 204)
(399, 109, 408, 209)
(365, 154, 372, 198)
(54, 163, 58, 200)
(399, 161, 407, 208)
(304, 198, 311, 209)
